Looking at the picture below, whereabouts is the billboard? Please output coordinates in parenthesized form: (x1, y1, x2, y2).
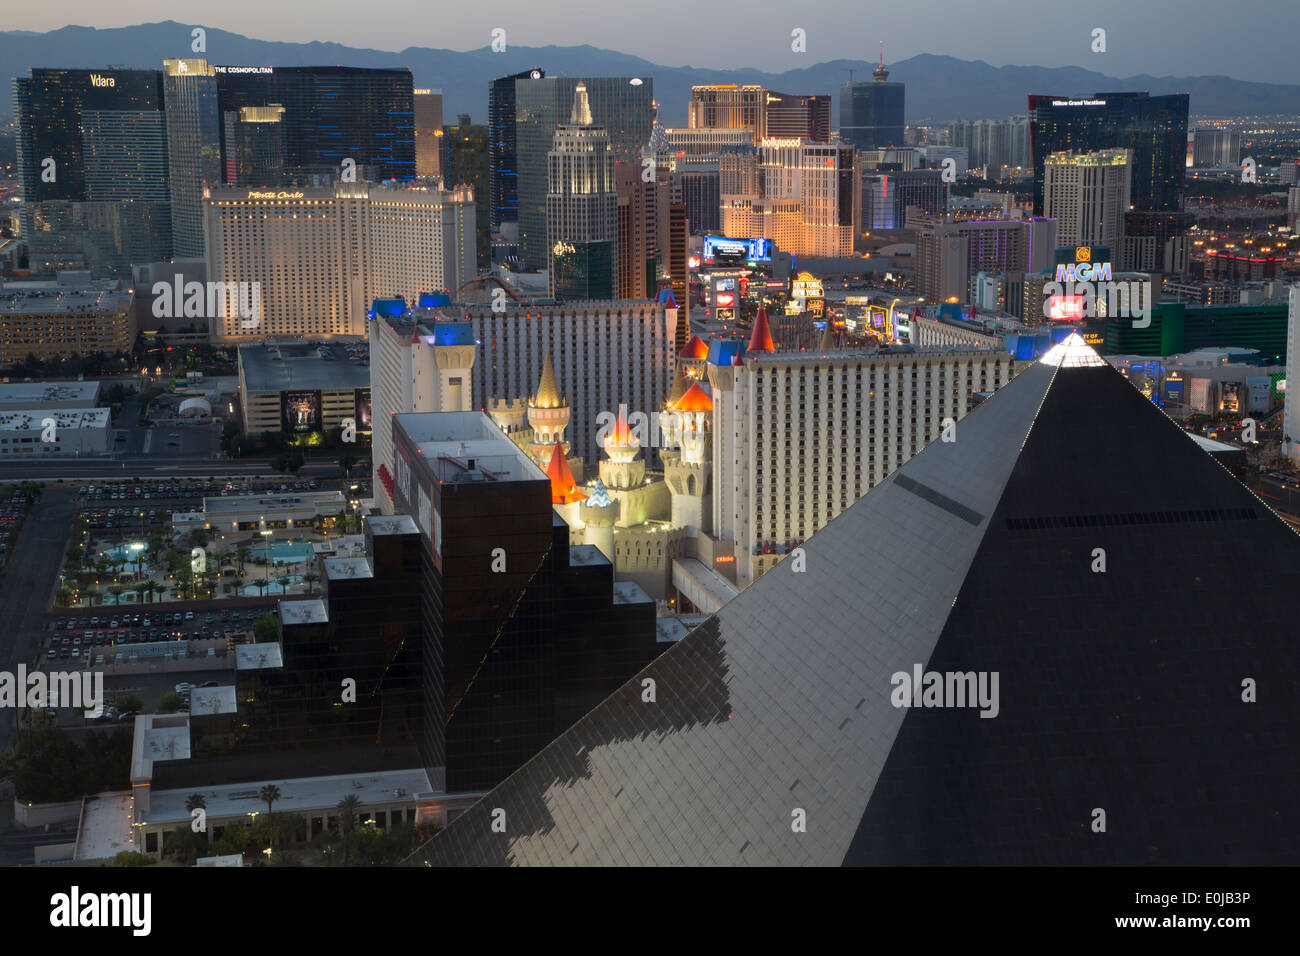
(702, 236, 772, 265)
(281, 390, 322, 434)
(1047, 295, 1086, 322)
(354, 388, 373, 430)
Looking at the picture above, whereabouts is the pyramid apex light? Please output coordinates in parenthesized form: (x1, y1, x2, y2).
(1039, 331, 1106, 369)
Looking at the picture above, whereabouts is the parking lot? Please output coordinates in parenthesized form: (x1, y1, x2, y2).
(0, 488, 32, 573)
(40, 604, 272, 668)
(76, 476, 334, 510)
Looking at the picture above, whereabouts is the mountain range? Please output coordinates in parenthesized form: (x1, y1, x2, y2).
(3, 20, 1299, 125)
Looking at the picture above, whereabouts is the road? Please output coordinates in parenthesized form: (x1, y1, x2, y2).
(0, 457, 350, 482)
(0, 487, 78, 751)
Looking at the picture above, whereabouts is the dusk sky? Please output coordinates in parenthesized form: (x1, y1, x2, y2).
(6, 0, 1300, 84)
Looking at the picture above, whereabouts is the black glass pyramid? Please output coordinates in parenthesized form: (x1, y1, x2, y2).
(408, 336, 1300, 866)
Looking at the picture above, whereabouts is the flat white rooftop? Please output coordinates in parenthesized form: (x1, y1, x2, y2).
(280, 599, 328, 625)
(569, 544, 611, 568)
(0, 381, 101, 405)
(236, 642, 284, 670)
(366, 514, 420, 536)
(612, 580, 653, 606)
(323, 556, 373, 580)
(75, 792, 137, 861)
(144, 768, 435, 828)
(0, 408, 110, 431)
(395, 411, 546, 485)
(189, 685, 238, 715)
(203, 490, 346, 516)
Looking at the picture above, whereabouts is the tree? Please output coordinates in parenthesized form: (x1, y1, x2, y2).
(253, 614, 279, 644)
(157, 692, 184, 713)
(111, 851, 155, 866)
(142, 579, 160, 604)
(275, 574, 293, 595)
(302, 571, 320, 594)
(115, 693, 144, 715)
(162, 825, 208, 865)
(338, 451, 358, 478)
(260, 784, 282, 848)
(185, 793, 207, 814)
(337, 794, 362, 865)
(237, 545, 250, 573)
(270, 450, 305, 474)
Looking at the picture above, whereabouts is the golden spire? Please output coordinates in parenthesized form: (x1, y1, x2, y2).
(667, 363, 690, 406)
(532, 350, 566, 409)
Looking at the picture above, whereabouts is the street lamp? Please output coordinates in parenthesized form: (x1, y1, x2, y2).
(259, 520, 272, 595)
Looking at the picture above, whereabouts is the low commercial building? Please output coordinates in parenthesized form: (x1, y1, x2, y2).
(237, 341, 371, 436)
(0, 380, 101, 411)
(0, 407, 111, 457)
(200, 490, 348, 532)
(0, 284, 135, 365)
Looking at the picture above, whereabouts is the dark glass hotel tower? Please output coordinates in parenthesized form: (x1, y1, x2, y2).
(839, 53, 905, 150)
(215, 66, 414, 183)
(14, 68, 172, 274)
(515, 76, 654, 270)
(489, 68, 544, 232)
(1028, 92, 1189, 216)
(392, 412, 662, 794)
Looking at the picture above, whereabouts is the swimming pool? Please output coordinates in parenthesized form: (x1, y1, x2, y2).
(239, 575, 304, 596)
(255, 541, 314, 563)
(103, 543, 149, 562)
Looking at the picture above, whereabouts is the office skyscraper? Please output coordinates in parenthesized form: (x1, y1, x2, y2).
(488, 68, 544, 233)
(861, 167, 947, 230)
(839, 50, 905, 150)
(948, 117, 1031, 173)
(615, 160, 656, 299)
(1192, 128, 1241, 168)
(14, 67, 172, 275)
(414, 89, 443, 178)
(442, 116, 490, 270)
(229, 106, 286, 186)
(722, 140, 856, 257)
(914, 216, 1057, 304)
(516, 76, 654, 270)
(1043, 149, 1131, 249)
(1028, 92, 1189, 216)
(215, 65, 415, 183)
(689, 85, 831, 143)
(546, 85, 618, 298)
(163, 59, 222, 258)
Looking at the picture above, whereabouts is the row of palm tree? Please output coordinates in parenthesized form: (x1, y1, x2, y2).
(182, 789, 367, 862)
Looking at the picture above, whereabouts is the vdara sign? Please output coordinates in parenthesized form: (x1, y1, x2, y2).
(1055, 262, 1112, 282)
(89, 74, 116, 88)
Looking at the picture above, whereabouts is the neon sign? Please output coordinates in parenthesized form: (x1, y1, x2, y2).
(1054, 262, 1112, 282)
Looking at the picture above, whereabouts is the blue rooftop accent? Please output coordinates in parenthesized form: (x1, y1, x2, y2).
(657, 288, 678, 308)
(417, 292, 451, 309)
(430, 322, 475, 347)
(937, 302, 965, 324)
(707, 338, 746, 367)
(369, 297, 407, 320)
